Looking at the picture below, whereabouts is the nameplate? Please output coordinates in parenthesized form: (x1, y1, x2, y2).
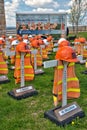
(0, 75, 8, 81)
(16, 86, 33, 93)
(54, 102, 82, 122)
(59, 104, 77, 116)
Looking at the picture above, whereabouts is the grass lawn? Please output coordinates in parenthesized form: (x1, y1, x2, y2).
(0, 32, 87, 130)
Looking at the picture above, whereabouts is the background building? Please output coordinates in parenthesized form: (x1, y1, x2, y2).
(0, 0, 6, 36)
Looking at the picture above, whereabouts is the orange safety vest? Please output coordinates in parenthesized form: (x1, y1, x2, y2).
(74, 44, 81, 55)
(82, 44, 87, 58)
(53, 60, 80, 101)
(0, 50, 8, 74)
(46, 42, 53, 52)
(83, 49, 87, 58)
(14, 52, 34, 84)
(42, 47, 49, 60)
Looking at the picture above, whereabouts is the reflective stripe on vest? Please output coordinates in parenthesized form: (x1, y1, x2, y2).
(16, 66, 33, 70)
(57, 77, 78, 85)
(16, 54, 30, 58)
(57, 62, 75, 69)
(0, 68, 8, 70)
(0, 62, 7, 64)
(0, 53, 2, 55)
(58, 88, 80, 95)
(16, 74, 34, 78)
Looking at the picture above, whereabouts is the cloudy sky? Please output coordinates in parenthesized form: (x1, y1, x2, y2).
(4, 0, 82, 27)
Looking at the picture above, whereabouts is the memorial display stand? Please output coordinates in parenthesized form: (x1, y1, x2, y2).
(31, 49, 44, 75)
(8, 52, 38, 100)
(43, 60, 85, 126)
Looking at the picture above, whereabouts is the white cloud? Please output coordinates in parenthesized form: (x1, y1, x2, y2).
(23, 0, 59, 8)
(66, 9, 71, 14)
(33, 8, 54, 12)
(58, 9, 67, 13)
(5, 0, 20, 26)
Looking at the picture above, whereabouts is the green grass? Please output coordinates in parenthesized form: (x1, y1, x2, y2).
(0, 33, 87, 130)
(69, 31, 87, 39)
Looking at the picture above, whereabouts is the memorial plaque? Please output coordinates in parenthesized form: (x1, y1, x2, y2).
(13, 86, 35, 96)
(44, 102, 85, 126)
(0, 75, 10, 84)
(8, 85, 38, 100)
(54, 102, 82, 122)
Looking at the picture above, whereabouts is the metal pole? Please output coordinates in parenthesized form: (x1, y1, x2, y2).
(34, 52, 37, 71)
(31, 49, 38, 71)
(62, 61, 68, 107)
(21, 52, 25, 87)
(40, 45, 45, 59)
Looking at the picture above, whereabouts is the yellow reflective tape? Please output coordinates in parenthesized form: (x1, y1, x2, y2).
(16, 55, 20, 58)
(69, 62, 75, 66)
(26, 54, 30, 56)
(53, 96, 58, 101)
(16, 54, 30, 58)
(57, 65, 63, 69)
(37, 61, 42, 63)
(24, 74, 34, 77)
(0, 68, 8, 70)
(16, 66, 33, 70)
(17, 74, 34, 78)
(36, 55, 41, 58)
(58, 88, 80, 95)
(58, 77, 78, 85)
(57, 62, 75, 69)
(0, 62, 6, 64)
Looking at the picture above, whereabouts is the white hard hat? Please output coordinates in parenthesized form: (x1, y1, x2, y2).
(11, 40, 19, 45)
(28, 35, 32, 38)
(58, 38, 66, 44)
(23, 39, 29, 44)
(43, 39, 49, 45)
(8, 36, 12, 39)
(0, 37, 4, 41)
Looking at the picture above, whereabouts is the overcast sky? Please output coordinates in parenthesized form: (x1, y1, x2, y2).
(4, 0, 87, 27)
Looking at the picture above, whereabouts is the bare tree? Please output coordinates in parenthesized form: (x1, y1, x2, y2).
(69, 0, 87, 35)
